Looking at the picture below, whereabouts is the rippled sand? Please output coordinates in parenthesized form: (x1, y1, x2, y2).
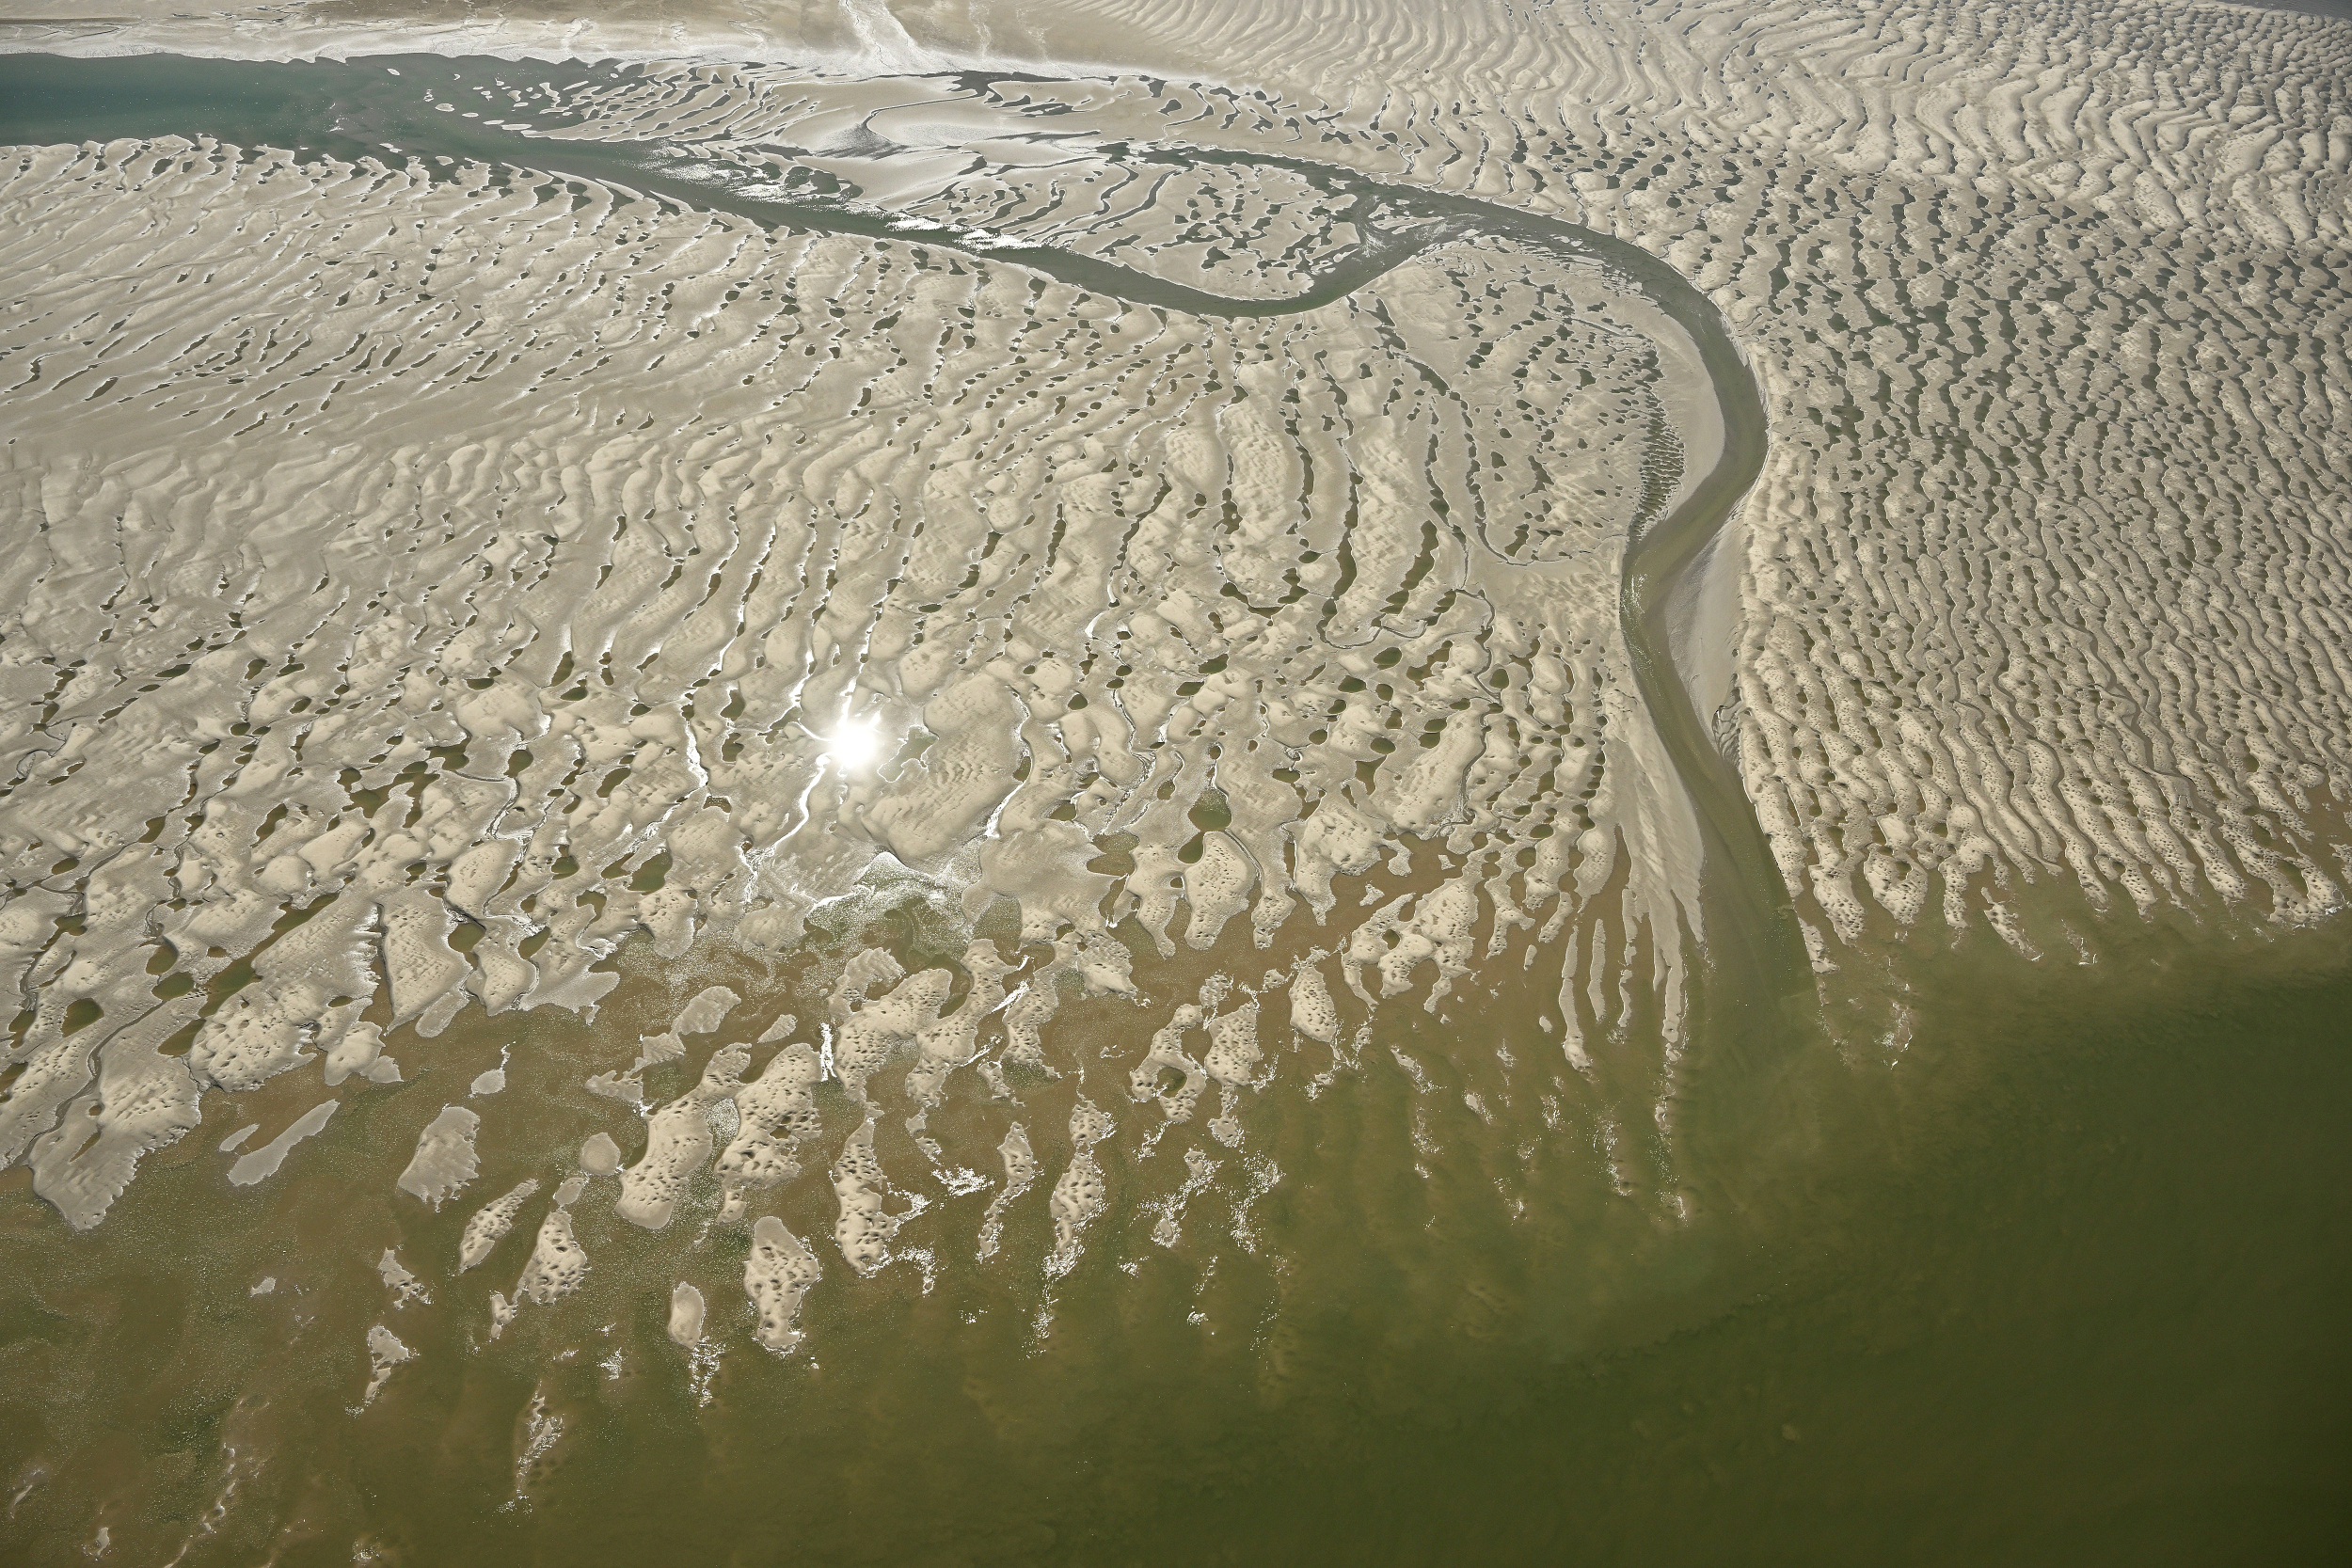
(3, 1, 2349, 1560)
(1, 61, 1735, 1257)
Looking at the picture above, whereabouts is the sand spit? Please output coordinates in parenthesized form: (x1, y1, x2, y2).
(226, 1097, 339, 1185)
(744, 1212, 823, 1352)
(2, 0, 2348, 1369)
(358, 1323, 413, 1408)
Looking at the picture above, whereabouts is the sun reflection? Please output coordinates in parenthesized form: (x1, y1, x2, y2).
(822, 719, 881, 772)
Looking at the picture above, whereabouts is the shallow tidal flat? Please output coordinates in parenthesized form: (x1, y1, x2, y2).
(4, 1, 2352, 1560)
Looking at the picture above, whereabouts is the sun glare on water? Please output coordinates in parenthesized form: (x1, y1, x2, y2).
(823, 720, 881, 772)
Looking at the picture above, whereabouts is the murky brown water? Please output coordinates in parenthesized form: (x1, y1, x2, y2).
(5, 877, 2347, 1566)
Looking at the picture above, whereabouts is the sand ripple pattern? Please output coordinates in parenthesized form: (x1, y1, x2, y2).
(498, 14, 2352, 975)
(0, 100, 1708, 1255)
(998, 0, 2352, 975)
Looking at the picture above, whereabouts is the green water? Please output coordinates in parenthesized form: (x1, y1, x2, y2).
(4, 913, 2347, 1565)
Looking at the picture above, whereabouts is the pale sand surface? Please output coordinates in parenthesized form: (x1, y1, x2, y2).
(3, 69, 1739, 1259)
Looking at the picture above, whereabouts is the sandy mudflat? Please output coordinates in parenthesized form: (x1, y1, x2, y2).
(0, 4, 2348, 1519)
(3, 56, 1746, 1272)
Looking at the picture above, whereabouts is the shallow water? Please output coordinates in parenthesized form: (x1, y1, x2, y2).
(3, 910, 2348, 1564)
(4, 41, 2351, 1568)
